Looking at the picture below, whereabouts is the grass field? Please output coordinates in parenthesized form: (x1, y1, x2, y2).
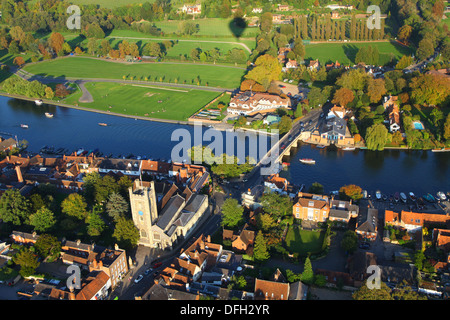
(64, 82, 220, 121)
(285, 226, 326, 256)
(23, 57, 245, 88)
(304, 41, 414, 66)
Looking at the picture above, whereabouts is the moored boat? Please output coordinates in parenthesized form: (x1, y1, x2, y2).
(35, 99, 43, 105)
(98, 123, 108, 126)
(342, 147, 356, 151)
(425, 193, 436, 203)
(400, 192, 407, 203)
(299, 158, 315, 164)
(20, 124, 28, 128)
(394, 192, 400, 203)
(409, 192, 417, 202)
(375, 190, 382, 200)
(45, 112, 53, 118)
(316, 145, 326, 149)
(437, 191, 447, 201)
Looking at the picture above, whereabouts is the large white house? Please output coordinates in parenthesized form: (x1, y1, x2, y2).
(227, 91, 290, 116)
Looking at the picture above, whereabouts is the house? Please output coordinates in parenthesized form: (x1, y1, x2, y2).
(141, 283, 199, 300)
(272, 14, 284, 23)
(328, 198, 359, 223)
(285, 59, 298, 69)
(382, 95, 399, 111)
(223, 224, 254, 253)
(380, 265, 415, 285)
(385, 210, 450, 233)
(292, 192, 330, 222)
(241, 186, 264, 210)
(326, 105, 347, 120)
(0, 137, 17, 153)
(254, 278, 289, 300)
(264, 173, 289, 194)
(252, 8, 263, 14)
(181, 4, 201, 15)
(356, 208, 378, 241)
(228, 91, 290, 116)
(346, 251, 377, 287)
(60, 239, 97, 269)
(331, 11, 340, 19)
(75, 271, 111, 300)
(433, 229, 450, 252)
(277, 47, 291, 64)
(10, 231, 40, 245)
(310, 116, 355, 147)
(383, 96, 401, 132)
(277, 4, 290, 11)
(325, 60, 341, 70)
(89, 245, 128, 289)
(308, 59, 320, 71)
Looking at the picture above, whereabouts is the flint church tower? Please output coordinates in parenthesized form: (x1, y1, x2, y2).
(129, 180, 158, 247)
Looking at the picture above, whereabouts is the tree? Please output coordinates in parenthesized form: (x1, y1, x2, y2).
(260, 192, 292, 219)
(0, 189, 30, 225)
(352, 280, 394, 300)
(260, 12, 273, 34)
(45, 87, 54, 100)
(61, 193, 88, 220)
(253, 231, 270, 262)
(332, 87, 354, 107)
(392, 281, 427, 300)
(292, 39, 305, 60)
(278, 115, 292, 134)
(336, 69, 370, 91)
(178, 21, 199, 35)
(339, 185, 363, 202)
(245, 54, 282, 88)
(256, 213, 276, 232)
(367, 78, 387, 104)
(397, 24, 413, 43)
(48, 32, 65, 54)
(113, 217, 140, 251)
(416, 38, 434, 61)
(87, 209, 106, 237)
(13, 56, 25, 67)
(300, 257, 314, 284)
(341, 230, 358, 253)
(365, 123, 389, 151)
(34, 234, 61, 261)
(146, 42, 162, 57)
(444, 114, 450, 141)
(13, 248, 40, 277)
(308, 182, 324, 194)
(410, 73, 450, 106)
(106, 192, 129, 221)
(395, 55, 413, 70)
(30, 207, 56, 232)
(221, 198, 244, 228)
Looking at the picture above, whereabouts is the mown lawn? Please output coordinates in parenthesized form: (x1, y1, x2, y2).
(64, 81, 221, 121)
(284, 225, 326, 256)
(304, 41, 414, 66)
(23, 57, 245, 88)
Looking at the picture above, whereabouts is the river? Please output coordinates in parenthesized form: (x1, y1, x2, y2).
(1, 96, 449, 197)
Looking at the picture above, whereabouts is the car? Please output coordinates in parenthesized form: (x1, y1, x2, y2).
(153, 262, 162, 268)
(359, 242, 370, 250)
(134, 275, 144, 283)
(144, 268, 153, 275)
(280, 85, 286, 88)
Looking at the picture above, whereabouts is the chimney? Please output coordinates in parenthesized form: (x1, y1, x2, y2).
(15, 166, 23, 183)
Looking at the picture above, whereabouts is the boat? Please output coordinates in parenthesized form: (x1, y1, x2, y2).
(342, 147, 356, 151)
(375, 190, 382, 200)
(409, 192, 417, 202)
(299, 158, 315, 164)
(35, 100, 43, 105)
(400, 192, 407, 203)
(45, 113, 53, 118)
(76, 148, 84, 156)
(425, 193, 436, 203)
(394, 192, 400, 203)
(437, 191, 447, 201)
(98, 123, 108, 126)
(282, 162, 290, 166)
(20, 124, 28, 129)
(316, 145, 326, 149)
(362, 190, 368, 199)
(431, 148, 450, 152)
(382, 194, 387, 201)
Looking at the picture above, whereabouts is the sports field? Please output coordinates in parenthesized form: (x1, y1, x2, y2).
(23, 57, 245, 88)
(64, 82, 220, 121)
(304, 41, 414, 66)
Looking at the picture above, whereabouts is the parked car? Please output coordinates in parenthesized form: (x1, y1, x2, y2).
(134, 274, 144, 283)
(153, 262, 162, 268)
(359, 242, 370, 250)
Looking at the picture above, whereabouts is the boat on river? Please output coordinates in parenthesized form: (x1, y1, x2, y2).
(424, 193, 436, 203)
(375, 190, 382, 200)
(400, 192, 407, 203)
(98, 123, 108, 126)
(409, 192, 417, 202)
(35, 100, 43, 106)
(299, 158, 315, 164)
(45, 113, 53, 118)
(342, 147, 356, 151)
(394, 192, 400, 203)
(20, 124, 28, 128)
(437, 191, 447, 201)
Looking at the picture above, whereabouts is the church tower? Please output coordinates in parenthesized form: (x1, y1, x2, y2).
(129, 180, 158, 247)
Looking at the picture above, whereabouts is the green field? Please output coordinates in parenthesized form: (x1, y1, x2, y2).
(285, 226, 326, 256)
(64, 82, 220, 121)
(304, 41, 414, 66)
(23, 57, 245, 88)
